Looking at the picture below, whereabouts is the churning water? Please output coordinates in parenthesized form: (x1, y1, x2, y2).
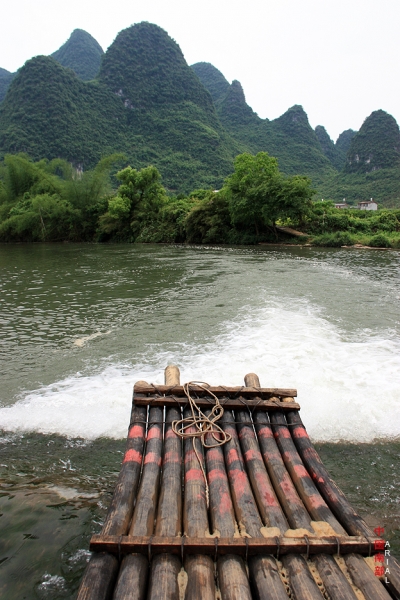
(0, 243, 399, 597)
(1, 243, 399, 442)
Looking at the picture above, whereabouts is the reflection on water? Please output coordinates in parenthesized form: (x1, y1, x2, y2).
(0, 243, 399, 596)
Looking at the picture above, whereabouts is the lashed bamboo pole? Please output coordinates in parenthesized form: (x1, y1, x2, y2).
(244, 374, 323, 600)
(204, 410, 252, 600)
(280, 555, 324, 600)
(221, 408, 288, 600)
(285, 410, 374, 538)
(76, 553, 119, 600)
(236, 409, 288, 531)
(270, 410, 346, 534)
(113, 406, 163, 600)
(102, 400, 147, 536)
(183, 407, 215, 600)
(385, 556, 400, 599)
(313, 554, 359, 600)
(148, 365, 182, 600)
(286, 410, 400, 598)
(344, 554, 392, 600)
(77, 387, 148, 600)
(253, 411, 314, 530)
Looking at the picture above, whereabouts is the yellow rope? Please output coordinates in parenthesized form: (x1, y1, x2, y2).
(172, 382, 231, 508)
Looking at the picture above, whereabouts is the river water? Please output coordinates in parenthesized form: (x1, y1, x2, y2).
(0, 243, 399, 598)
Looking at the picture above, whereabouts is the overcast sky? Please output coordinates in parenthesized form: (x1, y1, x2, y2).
(1, 0, 399, 141)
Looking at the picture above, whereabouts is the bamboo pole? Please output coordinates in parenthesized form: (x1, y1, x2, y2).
(313, 554, 359, 600)
(244, 374, 323, 600)
(236, 409, 288, 531)
(113, 406, 163, 600)
(148, 365, 182, 600)
(281, 555, 324, 600)
(204, 410, 252, 600)
(253, 411, 313, 530)
(344, 554, 392, 600)
(285, 410, 375, 538)
(76, 553, 119, 600)
(221, 406, 288, 600)
(183, 406, 215, 600)
(77, 385, 148, 600)
(221, 409, 265, 535)
(269, 410, 346, 534)
(102, 400, 147, 536)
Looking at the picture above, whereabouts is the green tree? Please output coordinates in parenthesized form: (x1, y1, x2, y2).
(224, 152, 314, 234)
(99, 165, 167, 240)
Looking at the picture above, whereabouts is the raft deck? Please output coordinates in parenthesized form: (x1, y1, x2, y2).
(78, 367, 400, 600)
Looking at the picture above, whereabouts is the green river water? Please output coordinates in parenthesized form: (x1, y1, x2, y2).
(0, 243, 399, 598)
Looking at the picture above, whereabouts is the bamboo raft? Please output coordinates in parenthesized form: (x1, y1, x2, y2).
(77, 367, 400, 600)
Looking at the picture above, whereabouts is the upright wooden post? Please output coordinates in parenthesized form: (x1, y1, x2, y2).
(148, 365, 182, 600)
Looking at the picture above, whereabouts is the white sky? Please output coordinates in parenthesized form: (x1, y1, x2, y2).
(1, 0, 399, 142)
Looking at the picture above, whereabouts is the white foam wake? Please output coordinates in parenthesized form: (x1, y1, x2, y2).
(1, 301, 399, 442)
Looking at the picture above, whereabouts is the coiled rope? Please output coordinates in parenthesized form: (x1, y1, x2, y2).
(172, 382, 232, 507)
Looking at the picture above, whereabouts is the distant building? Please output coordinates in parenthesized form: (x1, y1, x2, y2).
(357, 200, 378, 211)
(335, 202, 349, 209)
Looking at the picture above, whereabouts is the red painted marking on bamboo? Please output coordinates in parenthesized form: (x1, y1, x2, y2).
(185, 468, 204, 483)
(306, 493, 326, 509)
(226, 448, 241, 465)
(258, 426, 274, 440)
(123, 449, 142, 464)
(244, 448, 263, 462)
(144, 452, 162, 466)
(207, 468, 227, 483)
(280, 473, 301, 500)
(147, 427, 162, 440)
(276, 427, 291, 439)
(207, 448, 224, 462)
(254, 471, 280, 507)
(214, 489, 233, 516)
(163, 450, 180, 464)
(128, 424, 145, 439)
(165, 428, 178, 440)
(292, 426, 308, 439)
(229, 469, 249, 497)
(293, 464, 310, 479)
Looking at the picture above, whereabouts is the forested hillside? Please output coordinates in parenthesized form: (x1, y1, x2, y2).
(0, 24, 400, 202)
(192, 62, 335, 186)
(51, 29, 104, 80)
(0, 23, 243, 193)
(0, 68, 15, 104)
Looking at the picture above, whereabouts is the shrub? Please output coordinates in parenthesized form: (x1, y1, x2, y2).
(368, 233, 391, 248)
(312, 231, 355, 247)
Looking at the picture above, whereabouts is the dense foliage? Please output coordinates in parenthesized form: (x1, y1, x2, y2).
(0, 153, 124, 242)
(1, 152, 399, 247)
(51, 29, 104, 81)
